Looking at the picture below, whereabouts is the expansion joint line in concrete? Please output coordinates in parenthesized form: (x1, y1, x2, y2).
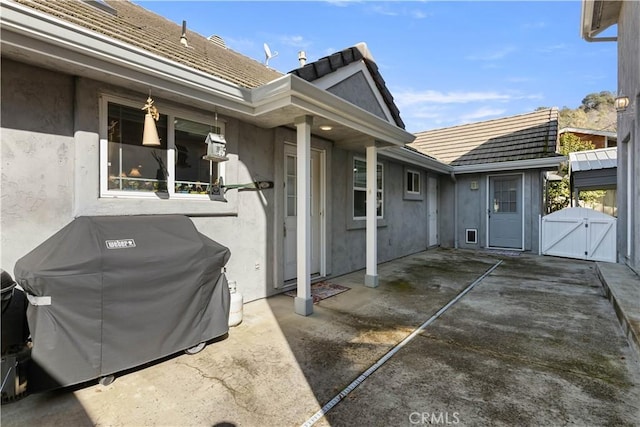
(300, 260, 504, 427)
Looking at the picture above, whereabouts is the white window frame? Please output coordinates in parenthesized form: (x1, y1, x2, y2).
(99, 94, 226, 200)
(406, 169, 421, 195)
(353, 157, 383, 220)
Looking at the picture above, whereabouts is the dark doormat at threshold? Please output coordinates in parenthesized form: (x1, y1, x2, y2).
(284, 281, 350, 304)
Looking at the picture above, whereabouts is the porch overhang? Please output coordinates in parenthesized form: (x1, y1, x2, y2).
(0, 0, 414, 150)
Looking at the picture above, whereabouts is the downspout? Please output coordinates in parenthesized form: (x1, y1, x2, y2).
(450, 171, 458, 249)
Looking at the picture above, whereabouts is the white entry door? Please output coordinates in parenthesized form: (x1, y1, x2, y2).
(284, 145, 322, 281)
(427, 176, 439, 247)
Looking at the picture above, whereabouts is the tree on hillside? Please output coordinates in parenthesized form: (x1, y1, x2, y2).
(581, 91, 615, 111)
(547, 132, 604, 213)
(540, 91, 617, 131)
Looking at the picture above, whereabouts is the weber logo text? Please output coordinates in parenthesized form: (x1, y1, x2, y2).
(105, 239, 136, 249)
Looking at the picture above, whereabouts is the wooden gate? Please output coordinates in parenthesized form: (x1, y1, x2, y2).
(541, 207, 616, 262)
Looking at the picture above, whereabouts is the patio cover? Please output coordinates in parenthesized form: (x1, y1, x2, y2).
(14, 215, 230, 390)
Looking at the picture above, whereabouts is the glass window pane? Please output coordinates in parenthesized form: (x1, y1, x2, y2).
(174, 118, 215, 194)
(107, 103, 168, 192)
(354, 189, 366, 218)
(354, 159, 366, 188)
(287, 196, 296, 216)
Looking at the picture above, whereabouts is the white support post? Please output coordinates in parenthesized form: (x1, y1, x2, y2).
(365, 143, 379, 287)
(295, 115, 313, 315)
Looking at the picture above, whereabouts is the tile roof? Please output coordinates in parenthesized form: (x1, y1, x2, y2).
(410, 108, 561, 166)
(14, 0, 283, 89)
(289, 43, 405, 130)
(569, 147, 617, 172)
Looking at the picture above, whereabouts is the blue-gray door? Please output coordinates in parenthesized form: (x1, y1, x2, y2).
(488, 175, 523, 249)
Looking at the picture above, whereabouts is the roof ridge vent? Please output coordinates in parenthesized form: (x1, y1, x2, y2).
(208, 35, 226, 49)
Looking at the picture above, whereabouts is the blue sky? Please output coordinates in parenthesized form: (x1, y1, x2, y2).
(135, 1, 617, 132)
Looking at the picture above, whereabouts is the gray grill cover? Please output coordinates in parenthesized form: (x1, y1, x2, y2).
(14, 215, 230, 388)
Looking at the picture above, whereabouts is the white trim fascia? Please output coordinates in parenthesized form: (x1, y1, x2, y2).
(379, 146, 452, 174)
(580, 0, 618, 42)
(309, 61, 396, 125)
(254, 75, 415, 146)
(453, 156, 565, 174)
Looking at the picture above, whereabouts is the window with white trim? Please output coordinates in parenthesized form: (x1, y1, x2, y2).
(102, 98, 224, 198)
(353, 158, 383, 219)
(406, 169, 421, 194)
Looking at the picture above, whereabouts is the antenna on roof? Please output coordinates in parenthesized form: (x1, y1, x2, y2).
(263, 43, 278, 67)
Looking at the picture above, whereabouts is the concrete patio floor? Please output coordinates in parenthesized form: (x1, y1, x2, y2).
(2, 248, 639, 426)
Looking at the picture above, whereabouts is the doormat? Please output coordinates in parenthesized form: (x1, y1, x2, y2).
(485, 249, 521, 257)
(284, 281, 350, 304)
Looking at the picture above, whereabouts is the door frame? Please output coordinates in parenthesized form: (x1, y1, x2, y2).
(281, 142, 327, 286)
(427, 175, 439, 247)
(486, 172, 525, 250)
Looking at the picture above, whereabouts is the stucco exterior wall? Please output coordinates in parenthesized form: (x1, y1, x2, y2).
(1, 59, 76, 272)
(617, 0, 640, 274)
(1, 60, 282, 302)
(1, 59, 444, 304)
(439, 169, 544, 253)
(327, 72, 386, 121)
(328, 147, 437, 276)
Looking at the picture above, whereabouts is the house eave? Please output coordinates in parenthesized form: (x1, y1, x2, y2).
(452, 156, 566, 175)
(378, 146, 452, 174)
(0, 0, 413, 149)
(252, 75, 415, 147)
(580, 0, 620, 42)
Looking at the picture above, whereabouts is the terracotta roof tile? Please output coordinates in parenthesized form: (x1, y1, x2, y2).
(15, 0, 283, 88)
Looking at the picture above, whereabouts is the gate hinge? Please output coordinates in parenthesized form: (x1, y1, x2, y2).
(585, 251, 588, 256)
(584, 223, 589, 228)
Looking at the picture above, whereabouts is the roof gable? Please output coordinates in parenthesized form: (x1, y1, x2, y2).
(14, 0, 283, 88)
(410, 108, 561, 166)
(289, 43, 405, 129)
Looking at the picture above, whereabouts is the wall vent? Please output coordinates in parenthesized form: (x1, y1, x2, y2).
(465, 228, 478, 244)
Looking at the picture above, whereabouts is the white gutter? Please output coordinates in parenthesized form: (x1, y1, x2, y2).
(580, 0, 617, 42)
(378, 146, 452, 174)
(0, 0, 254, 113)
(453, 156, 565, 174)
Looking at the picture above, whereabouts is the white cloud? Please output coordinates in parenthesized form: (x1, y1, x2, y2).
(278, 35, 311, 49)
(537, 43, 569, 53)
(369, 4, 399, 16)
(522, 21, 547, 29)
(222, 36, 256, 52)
(466, 46, 516, 61)
(395, 90, 514, 106)
(460, 107, 507, 121)
(410, 9, 428, 19)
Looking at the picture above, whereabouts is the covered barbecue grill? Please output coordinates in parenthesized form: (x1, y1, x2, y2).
(13, 215, 230, 391)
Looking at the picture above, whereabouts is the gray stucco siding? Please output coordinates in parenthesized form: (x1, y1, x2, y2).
(1, 59, 76, 273)
(444, 169, 545, 253)
(329, 148, 434, 276)
(328, 71, 387, 121)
